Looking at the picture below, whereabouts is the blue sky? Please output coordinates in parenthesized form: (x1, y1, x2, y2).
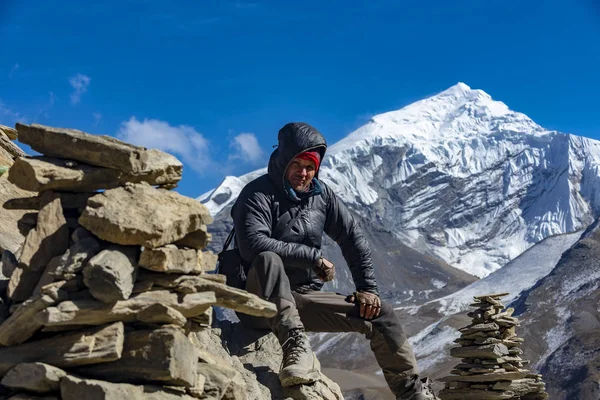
(1, 0, 599, 197)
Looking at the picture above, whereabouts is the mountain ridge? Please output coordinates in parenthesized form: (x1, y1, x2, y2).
(200, 83, 600, 278)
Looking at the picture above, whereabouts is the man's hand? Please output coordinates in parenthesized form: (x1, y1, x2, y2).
(346, 291, 381, 320)
(313, 257, 335, 282)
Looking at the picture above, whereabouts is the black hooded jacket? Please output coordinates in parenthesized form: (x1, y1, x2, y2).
(231, 122, 379, 295)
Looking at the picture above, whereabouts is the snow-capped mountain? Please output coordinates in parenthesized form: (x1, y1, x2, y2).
(201, 83, 600, 398)
(200, 82, 600, 279)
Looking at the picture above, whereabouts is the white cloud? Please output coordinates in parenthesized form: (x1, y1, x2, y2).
(33, 92, 57, 122)
(117, 117, 267, 177)
(69, 73, 91, 104)
(0, 99, 23, 120)
(93, 112, 102, 126)
(9, 63, 19, 79)
(229, 132, 264, 164)
(117, 117, 211, 173)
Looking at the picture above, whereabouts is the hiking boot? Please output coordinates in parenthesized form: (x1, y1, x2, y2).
(406, 377, 439, 400)
(279, 328, 319, 387)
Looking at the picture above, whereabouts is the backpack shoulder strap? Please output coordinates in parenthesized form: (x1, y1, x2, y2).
(221, 227, 236, 254)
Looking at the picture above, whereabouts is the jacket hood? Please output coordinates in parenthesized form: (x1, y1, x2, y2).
(268, 122, 327, 193)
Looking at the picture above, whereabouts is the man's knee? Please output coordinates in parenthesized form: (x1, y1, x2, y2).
(253, 251, 283, 266)
(251, 251, 285, 276)
(379, 300, 394, 317)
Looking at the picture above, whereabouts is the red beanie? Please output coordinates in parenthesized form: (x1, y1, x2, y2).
(295, 151, 321, 170)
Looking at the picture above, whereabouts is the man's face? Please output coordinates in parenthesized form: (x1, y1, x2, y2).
(285, 157, 316, 192)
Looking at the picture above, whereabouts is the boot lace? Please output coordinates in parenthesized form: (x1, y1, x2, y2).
(281, 329, 309, 367)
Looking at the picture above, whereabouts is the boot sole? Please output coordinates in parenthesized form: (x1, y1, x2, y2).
(279, 370, 320, 387)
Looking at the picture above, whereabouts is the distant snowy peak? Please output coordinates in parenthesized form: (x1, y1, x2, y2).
(197, 168, 266, 216)
(327, 82, 544, 156)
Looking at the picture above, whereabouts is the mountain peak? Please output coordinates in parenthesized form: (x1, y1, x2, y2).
(441, 82, 473, 96)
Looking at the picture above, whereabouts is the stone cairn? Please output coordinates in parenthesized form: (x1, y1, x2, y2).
(0, 123, 283, 399)
(439, 293, 548, 400)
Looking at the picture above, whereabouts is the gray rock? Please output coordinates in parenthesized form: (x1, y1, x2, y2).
(194, 321, 344, 400)
(60, 375, 197, 400)
(139, 245, 203, 274)
(37, 290, 216, 327)
(0, 281, 67, 346)
(196, 362, 246, 400)
(0, 124, 18, 140)
(137, 303, 187, 327)
(16, 123, 182, 177)
(0, 130, 25, 158)
(34, 236, 102, 296)
(7, 191, 69, 302)
(8, 156, 181, 192)
(174, 227, 211, 250)
(138, 272, 276, 318)
(439, 371, 530, 382)
(1, 363, 67, 393)
(79, 184, 212, 248)
(450, 343, 509, 360)
(0, 322, 124, 375)
(83, 246, 139, 303)
(75, 325, 199, 387)
(60, 375, 144, 400)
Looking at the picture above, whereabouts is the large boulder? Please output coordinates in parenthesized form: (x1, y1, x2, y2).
(8, 156, 181, 192)
(15, 123, 182, 179)
(78, 184, 212, 248)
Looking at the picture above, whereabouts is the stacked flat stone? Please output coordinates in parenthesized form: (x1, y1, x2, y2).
(0, 125, 24, 175)
(439, 293, 548, 400)
(0, 123, 277, 400)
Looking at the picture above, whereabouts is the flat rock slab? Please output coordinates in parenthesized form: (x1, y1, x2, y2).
(0, 131, 25, 158)
(16, 123, 183, 177)
(7, 191, 70, 302)
(450, 343, 509, 360)
(60, 376, 196, 400)
(0, 282, 67, 346)
(438, 388, 514, 399)
(75, 325, 198, 387)
(37, 290, 216, 327)
(139, 272, 276, 317)
(61, 375, 144, 400)
(137, 303, 186, 327)
(0, 124, 18, 140)
(83, 246, 138, 303)
(459, 322, 500, 335)
(139, 245, 215, 274)
(0, 322, 124, 375)
(439, 371, 530, 382)
(79, 184, 212, 248)
(8, 156, 181, 192)
(1, 363, 67, 393)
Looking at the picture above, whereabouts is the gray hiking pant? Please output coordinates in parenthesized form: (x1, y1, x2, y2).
(238, 251, 420, 399)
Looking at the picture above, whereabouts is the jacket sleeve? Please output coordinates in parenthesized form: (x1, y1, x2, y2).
(322, 184, 379, 296)
(233, 188, 321, 267)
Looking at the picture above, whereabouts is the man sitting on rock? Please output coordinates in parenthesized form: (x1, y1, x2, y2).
(230, 122, 439, 400)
